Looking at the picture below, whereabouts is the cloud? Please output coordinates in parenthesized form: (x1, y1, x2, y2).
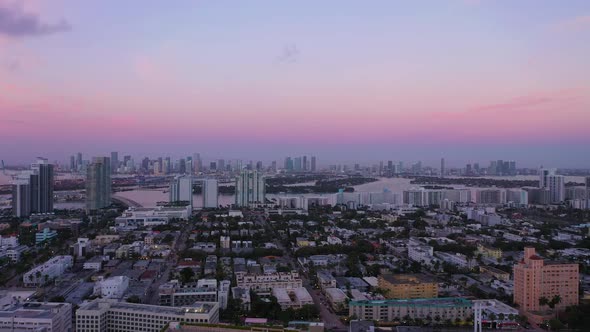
(276, 44, 299, 63)
(553, 15, 590, 32)
(0, 3, 70, 37)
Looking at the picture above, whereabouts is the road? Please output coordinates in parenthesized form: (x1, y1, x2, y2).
(147, 223, 192, 304)
(273, 237, 346, 331)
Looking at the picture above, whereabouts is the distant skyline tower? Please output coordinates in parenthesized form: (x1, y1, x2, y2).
(235, 170, 265, 207)
(539, 167, 555, 188)
(440, 158, 445, 178)
(86, 157, 112, 211)
(11, 179, 31, 217)
(302, 156, 307, 171)
(110, 152, 119, 174)
(311, 156, 317, 172)
(586, 177, 590, 210)
(169, 175, 193, 211)
(202, 178, 218, 208)
(70, 155, 76, 172)
(30, 158, 54, 214)
(76, 152, 82, 170)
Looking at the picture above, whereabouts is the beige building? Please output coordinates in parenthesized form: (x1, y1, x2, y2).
(378, 274, 438, 299)
(477, 244, 502, 259)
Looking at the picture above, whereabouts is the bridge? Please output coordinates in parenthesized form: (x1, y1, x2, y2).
(112, 195, 142, 208)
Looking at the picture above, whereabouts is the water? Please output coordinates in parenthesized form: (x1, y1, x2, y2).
(115, 189, 235, 208)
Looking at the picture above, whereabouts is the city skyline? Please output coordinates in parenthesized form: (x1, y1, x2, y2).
(1, 1, 590, 166)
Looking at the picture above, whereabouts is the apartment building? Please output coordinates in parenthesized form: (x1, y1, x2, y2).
(349, 297, 473, 322)
(378, 274, 438, 299)
(23, 255, 73, 287)
(76, 299, 219, 332)
(513, 247, 579, 322)
(236, 271, 302, 294)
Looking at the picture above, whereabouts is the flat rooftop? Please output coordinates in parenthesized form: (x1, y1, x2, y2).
(380, 274, 437, 285)
(78, 299, 215, 315)
(350, 297, 472, 308)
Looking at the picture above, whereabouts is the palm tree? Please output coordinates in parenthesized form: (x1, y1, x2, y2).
(498, 313, 505, 321)
(539, 296, 549, 307)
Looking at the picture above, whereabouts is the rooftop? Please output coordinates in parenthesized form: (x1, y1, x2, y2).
(350, 297, 472, 308)
(380, 273, 437, 285)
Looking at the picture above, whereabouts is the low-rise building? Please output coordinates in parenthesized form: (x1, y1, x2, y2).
(325, 287, 349, 312)
(479, 266, 510, 281)
(35, 228, 58, 244)
(236, 271, 302, 294)
(272, 287, 314, 309)
(350, 297, 473, 322)
(94, 276, 130, 299)
(477, 244, 502, 260)
(0, 301, 72, 331)
(76, 299, 219, 332)
(23, 255, 73, 287)
(83, 256, 104, 271)
(378, 274, 438, 299)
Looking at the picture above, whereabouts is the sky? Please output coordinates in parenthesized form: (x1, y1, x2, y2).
(1, 0, 589, 167)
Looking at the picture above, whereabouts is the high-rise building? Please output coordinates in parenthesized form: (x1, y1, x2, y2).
(217, 159, 225, 172)
(539, 168, 565, 203)
(11, 179, 31, 217)
(30, 158, 54, 214)
(586, 177, 590, 210)
(169, 175, 193, 211)
(440, 158, 445, 177)
(178, 158, 186, 174)
(539, 167, 554, 188)
(163, 157, 171, 174)
(235, 170, 265, 207)
(514, 248, 578, 321)
(193, 153, 202, 174)
(302, 156, 307, 171)
(311, 156, 317, 172)
(86, 157, 112, 211)
(70, 155, 76, 172)
(294, 157, 302, 171)
(284, 157, 293, 171)
(271, 161, 277, 172)
(110, 152, 119, 174)
(202, 179, 218, 208)
(76, 152, 83, 170)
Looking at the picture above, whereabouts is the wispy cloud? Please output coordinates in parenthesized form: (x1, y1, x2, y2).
(553, 15, 590, 32)
(0, 3, 70, 37)
(276, 44, 299, 63)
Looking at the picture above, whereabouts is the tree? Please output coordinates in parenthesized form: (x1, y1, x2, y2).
(179, 267, 195, 284)
(539, 296, 549, 307)
(548, 318, 564, 331)
(126, 295, 141, 303)
(49, 296, 66, 302)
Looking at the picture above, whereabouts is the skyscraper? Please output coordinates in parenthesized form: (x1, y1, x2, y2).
(169, 175, 193, 211)
(294, 157, 302, 171)
(235, 170, 265, 207)
(179, 158, 187, 174)
(440, 158, 445, 178)
(86, 157, 112, 211)
(539, 167, 554, 188)
(110, 152, 119, 174)
(30, 158, 54, 213)
(302, 156, 307, 171)
(11, 179, 31, 217)
(284, 157, 293, 171)
(311, 156, 317, 172)
(76, 153, 82, 170)
(70, 155, 76, 172)
(547, 175, 565, 203)
(586, 177, 590, 210)
(202, 179, 218, 208)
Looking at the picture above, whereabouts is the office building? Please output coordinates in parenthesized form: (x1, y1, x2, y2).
(70, 155, 76, 171)
(235, 170, 266, 207)
(110, 151, 119, 173)
(86, 157, 112, 211)
(0, 301, 72, 332)
(440, 158, 445, 177)
(76, 299, 219, 332)
(76, 152, 83, 170)
(514, 248, 578, 321)
(311, 156, 317, 172)
(202, 179, 218, 208)
(378, 274, 438, 299)
(349, 297, 473, 323)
